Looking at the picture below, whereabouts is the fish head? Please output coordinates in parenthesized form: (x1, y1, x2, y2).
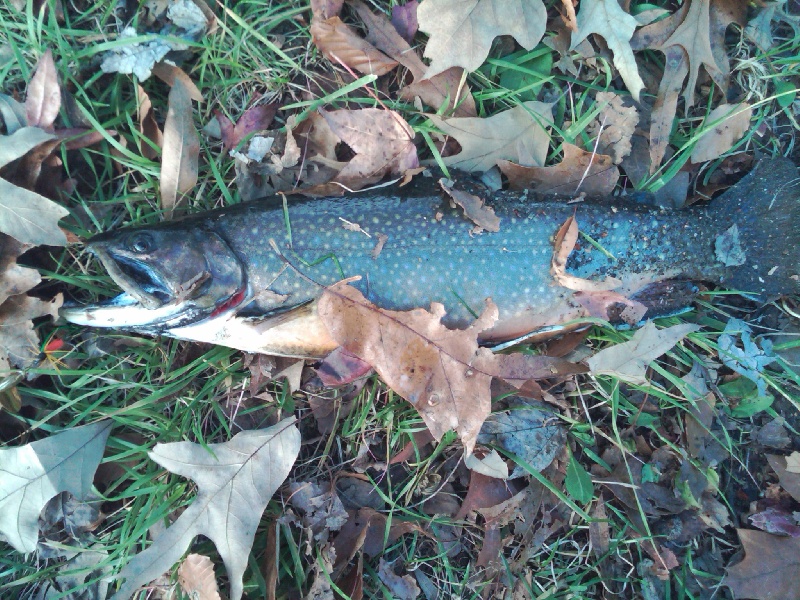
(62, 224, 246, 331)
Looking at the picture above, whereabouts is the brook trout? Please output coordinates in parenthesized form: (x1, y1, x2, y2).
(61, 159, 800, 358)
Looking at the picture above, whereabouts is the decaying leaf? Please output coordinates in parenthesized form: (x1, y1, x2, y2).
(160, 74, 200, 215)
(178, 554, 221, 600)
(428, 101, 552, 172)
(0, 421, 112, 553)
(25, 49, 60, 130)
(690, 103, 752, 163)
(590, 92, 639, 165)
(318, 281, 583, 454)
(587, 321, 700, 385)
(288, 480, 348, 542)
(321, 108, 418, 189)
(725, 529, 800, 600)
(111, 418, 300, 600)
(571, 0, 644, 101)
(417, 0, 547, 78)
(377, 558, 419, 600)
(551, 215, 622, 292)
(217, 102, 278, 150)
(499, 142, 618, 195)
(311, 16, 398, 76)
(391, 0, 418, 44)
(438, 179, 500, 232)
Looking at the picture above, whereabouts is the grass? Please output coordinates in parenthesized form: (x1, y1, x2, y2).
(1, 0, 800, 598)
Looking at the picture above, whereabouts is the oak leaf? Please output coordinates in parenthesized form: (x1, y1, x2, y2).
(587, 321, 700, 385)
(317, 281, 583, 454)
(417, 0, 547, 79)
(160, 73, 200, 215)
(570, 0, 644, 101)
(428, 101, 552, 173)
(0, 291, 62, 371)
(690, 103, 752, 163)
(725, 529, 800, 600)
(111, 418, 300, 600)
(766, 455, 800, 503)
(590, 92, 639, 165)
(0, 421, 112, 553)
(498, 142, 618, 195)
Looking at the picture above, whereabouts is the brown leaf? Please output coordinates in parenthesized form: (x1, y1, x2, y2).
(318, 281, 580, 454)
(0, 234, 39, 306)
(391, 1, 419, 43)
(649, 46, 689, 174)
(317, 346, 374, 386)
(311, 0, 343, 20)
(0, 292, 62, 371)
(321, 108, 418, 188)
(218, 102, 278, 150)
(725, 529, 800, 600)
(151, 63, 203, 102)
(25, 49, 60, 130)
(767, 455, 800, 503)
(311, 16, 398, 76)
(177, 554, 221, 600)
(377, 559, 419, 600)
(550, 215, 621, 292)
(455, 472, 516, 520)
(438, 179, 500, 232)
(160, 76, 200, 215)
(417, 0, 547, 78)
(136, 85, 163, 160)
(690, 103, 752, 164)
(499, 143, 618, 195)
(590, 92, 638, 165)
(428, 102, 553, 172)
(572, 290, 647, 325)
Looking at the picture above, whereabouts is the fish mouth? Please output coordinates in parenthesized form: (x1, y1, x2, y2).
(90, 245, 171, 309)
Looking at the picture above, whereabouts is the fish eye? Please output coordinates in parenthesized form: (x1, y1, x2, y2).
(129, 234, 152, 254)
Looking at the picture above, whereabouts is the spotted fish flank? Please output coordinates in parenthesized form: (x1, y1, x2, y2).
(61, 159, 800, 358)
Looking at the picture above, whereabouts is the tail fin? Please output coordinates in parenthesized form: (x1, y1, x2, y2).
(710, 158, 800, 301)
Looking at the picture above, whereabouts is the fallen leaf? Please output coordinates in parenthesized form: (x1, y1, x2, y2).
(690, 103, 752, 163)
(151, 63, 204, 102)
(767, 455, 800, 503)
(0, 421, 112, 553)
(749, 507, 800, 538)
(417, 0, 547, 78)
(0, 93, 28, 134)
(217, 103, 278, 150)
(550, 215, 621, 292)
(0, 292, 63, 370)
(0, 127, 68, 246)
(311, 16, 398, 76)
(321, 108, 418, 188)
(25, 49, 60, 129)
(455, 472, 517, 520)
(0, 234, 39, 305)
(587, 321, 700, 385)
(590, 92, 638, 165)
(391, 1, 418, 44)
(499, 142, 618, 195)
(311, 0, 343, 20)
(160, 74, 200, 215)
(428, 101, 552, 172)
(178, 554, 221, 600)
(111, 418, 301, 600)
(648, 46, 689, 174)
(725, 529, 800, 600)
(572, 290, 647, 325)
(377, 559, 419, 600)
(438, 179, 500, 232)
(571, 0, 644, 101)
(786, 452, 800, 473)
(288, 481, 348, 542)
(136, 85, 163, 160)
(318, 281, 581, 454)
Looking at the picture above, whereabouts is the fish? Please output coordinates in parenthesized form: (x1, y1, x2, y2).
(61, 158, 800, 358)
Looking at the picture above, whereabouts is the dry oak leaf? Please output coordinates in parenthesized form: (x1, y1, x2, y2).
(321, 108, 418, 188)
(570, 0, 644, 101)
(498, 142, 618, 195)
(311, 16, 398, 76)
(0, 421, 112, 553)
(417, 0, 547, 79)
(438, 179, 500, 232)
(318, 281, 583, 455)
(551, 214, 622, 292)
(725, 529, 800, 600)
(111, 418, 300, 600)
(428, 101, 552, 173)
(160, 74, 200, 215)
(177, 554, 221, 600)
(590, 92, 639, 165)
(690, 103, 752, 164)
(587, 321, 700, 385)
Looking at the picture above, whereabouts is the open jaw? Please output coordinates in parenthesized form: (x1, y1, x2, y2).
(91, 247, 172, 310)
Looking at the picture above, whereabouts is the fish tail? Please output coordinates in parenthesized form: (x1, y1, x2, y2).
(710, 158, 800, 300)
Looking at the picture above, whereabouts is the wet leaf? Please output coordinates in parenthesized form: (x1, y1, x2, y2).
(587, 321, 700, 385)
(111, 418, 300, 600)
(428, 101, 552, 172)
(499, 142, 618, 195)
(417, 0, 547, 78)
(0, 421, 112, 553)
(690, 103, 752, 163)
(25, 49, 60, 129)
(318, 281, 581, 454)
(571, 0, 644, 100)
(178, 554, 221, 600)
(725, 529, 800, 600)
(160, 74, 200, 215)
